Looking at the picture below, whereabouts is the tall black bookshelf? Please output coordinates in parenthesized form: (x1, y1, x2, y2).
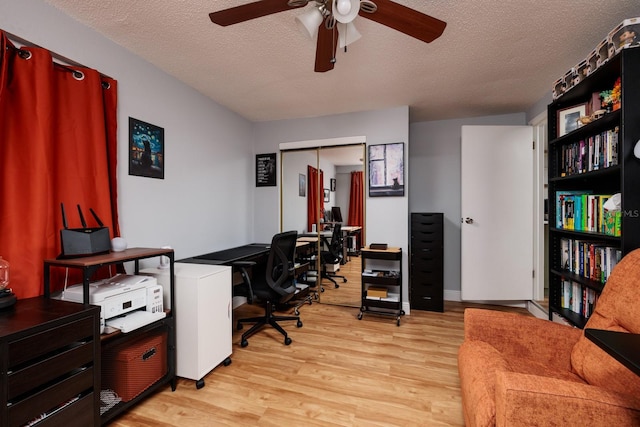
(547, 47, 640, 328)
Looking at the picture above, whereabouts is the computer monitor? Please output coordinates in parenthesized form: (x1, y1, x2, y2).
(331, 206, 343, 223)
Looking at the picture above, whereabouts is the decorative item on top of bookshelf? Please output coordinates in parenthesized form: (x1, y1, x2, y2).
(557, 104, 587, 137)
(573, 60, 588, 86)
(608, 18, 640, 54)
(552, 17, 639, 99)
(552, 78, 565, 99)
(596, 37, 614, 68)
(586, 48, 599, 76)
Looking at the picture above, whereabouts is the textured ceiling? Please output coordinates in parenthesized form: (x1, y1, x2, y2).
(44, 0, 640, 123)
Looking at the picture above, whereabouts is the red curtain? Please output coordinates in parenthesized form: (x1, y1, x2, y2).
(0, 31, 120, 299)
(348, 171, 364, 226)
(307, 165, 324, 232)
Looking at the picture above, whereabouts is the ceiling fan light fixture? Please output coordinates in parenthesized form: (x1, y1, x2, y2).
(337, 22, 362, 48)
(295, 7, 324, 39)
(333, 0, 359, 23)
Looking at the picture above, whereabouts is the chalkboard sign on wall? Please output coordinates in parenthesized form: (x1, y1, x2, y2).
(256, 153, 277, 187)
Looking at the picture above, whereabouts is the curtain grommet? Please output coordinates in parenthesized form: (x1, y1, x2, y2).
(18, 49, 32, 60)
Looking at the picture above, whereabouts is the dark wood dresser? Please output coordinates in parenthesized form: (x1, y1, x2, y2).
(0, 297, 100, 427)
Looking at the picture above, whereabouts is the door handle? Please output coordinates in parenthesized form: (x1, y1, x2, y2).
(464, 217, 474, 224)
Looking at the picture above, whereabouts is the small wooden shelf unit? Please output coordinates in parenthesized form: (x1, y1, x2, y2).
(358, 246, 404, 326)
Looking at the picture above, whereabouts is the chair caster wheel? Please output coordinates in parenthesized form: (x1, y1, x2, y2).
(321, 288, 325, 292)
(223, 357, 232, 366)
(294, 308, 300, 315)
(284, 337, 292, 345)
(196, 379, 205, 389)
(335, 284, 340, 289)
(241, 339, 248, 347)
(297, 320, 303, 327)
(357, 312, 363, 320)
(342, 278, 347, 283)
(397, 318, 401, 326)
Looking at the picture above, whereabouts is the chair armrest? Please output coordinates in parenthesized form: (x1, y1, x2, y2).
(231, 261, 256, 304)
(232, 260, 256, 268)
(464, 308, 581, 371)
(495, 371, 640, 426)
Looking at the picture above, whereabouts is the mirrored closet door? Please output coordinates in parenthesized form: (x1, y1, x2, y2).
(281, 144, 365, 307)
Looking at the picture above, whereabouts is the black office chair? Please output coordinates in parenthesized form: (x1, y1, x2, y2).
(233, 230, 303, 347)
(320, 223, 348, 288)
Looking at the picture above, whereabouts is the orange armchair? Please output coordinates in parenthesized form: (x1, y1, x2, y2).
(458, 249, 640, 426)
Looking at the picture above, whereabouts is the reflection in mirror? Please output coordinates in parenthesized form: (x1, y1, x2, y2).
(281, 145, 365, 308)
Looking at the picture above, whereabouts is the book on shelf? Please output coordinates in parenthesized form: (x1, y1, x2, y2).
(559, 279, 599, 319)
(559, 128, 619, 177)
(558, 237, 621, 283)
(555, 192, 618, 234)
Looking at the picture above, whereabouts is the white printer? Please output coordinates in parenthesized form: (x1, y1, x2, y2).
(61, 274, 164, 333)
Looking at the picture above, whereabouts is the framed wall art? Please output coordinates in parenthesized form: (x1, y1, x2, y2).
(368, 142, 404, 197)
(256, 153, 277, 187)
(129, 117, 164, 179)
(299, 174, 306, 197)
(557, 104, 587, 137)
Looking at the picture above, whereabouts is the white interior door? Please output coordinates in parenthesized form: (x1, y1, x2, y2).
(461, 126, 534, 301)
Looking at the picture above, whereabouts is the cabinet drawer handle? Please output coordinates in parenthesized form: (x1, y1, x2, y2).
(143, 347, 157, 361)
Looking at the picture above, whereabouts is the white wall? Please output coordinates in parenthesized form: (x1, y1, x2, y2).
(254, 107, 411, 308)
(409, 113, 527, 299)
(1, 0, 256, 264)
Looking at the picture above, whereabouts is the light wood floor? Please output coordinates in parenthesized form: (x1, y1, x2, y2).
(109, 295, 529, 426)
(314, 254, 363, 307)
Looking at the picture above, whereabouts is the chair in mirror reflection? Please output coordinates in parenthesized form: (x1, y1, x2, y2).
(321, 223, 348, 288)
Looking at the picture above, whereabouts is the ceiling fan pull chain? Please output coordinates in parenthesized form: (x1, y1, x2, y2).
(331, 23, 337, 63)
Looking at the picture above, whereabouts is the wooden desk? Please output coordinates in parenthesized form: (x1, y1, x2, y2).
(297, 236, 319, 243)
(585, 329, 640, 376)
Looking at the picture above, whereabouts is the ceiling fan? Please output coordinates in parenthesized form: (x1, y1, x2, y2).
(209, 0, 446, 72)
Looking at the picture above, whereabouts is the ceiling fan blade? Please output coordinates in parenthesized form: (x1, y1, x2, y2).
(315, 22, 339, 72)
(359, 0, 446, 43)
(210, 0, 307, 26)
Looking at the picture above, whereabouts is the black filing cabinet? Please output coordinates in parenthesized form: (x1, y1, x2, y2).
(410, 213, 444, 312)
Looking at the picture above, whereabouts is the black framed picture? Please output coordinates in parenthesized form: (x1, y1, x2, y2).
(256, 153, 277, 187)
(330, 178, 336, 192)
(368, 142, 404, 197)
(129, 117, 164, 179)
